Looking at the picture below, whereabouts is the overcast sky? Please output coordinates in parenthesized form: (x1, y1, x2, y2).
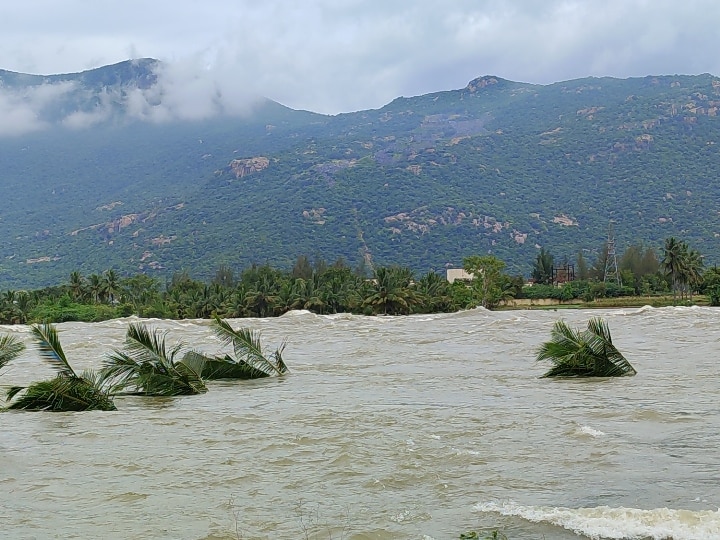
(1, 0, 719, 115)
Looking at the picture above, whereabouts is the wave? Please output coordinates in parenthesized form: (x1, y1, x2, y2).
(578, 425, 606, 438)
(279, 309, 316, 318)
(474, 501, 720, 539)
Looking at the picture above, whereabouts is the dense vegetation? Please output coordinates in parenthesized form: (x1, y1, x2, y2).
(1, 61, 720, 289)
(0, 236, 715, 325)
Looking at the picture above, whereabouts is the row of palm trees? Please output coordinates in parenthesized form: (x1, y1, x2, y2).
(0, 264, 468, 324)
(0, 236, 714, 325)
(0, 318, 288, 411)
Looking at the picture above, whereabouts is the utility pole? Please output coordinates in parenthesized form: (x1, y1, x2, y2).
(604, 221, 621, 286)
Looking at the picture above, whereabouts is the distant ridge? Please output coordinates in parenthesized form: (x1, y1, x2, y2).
(0, 61, 719, 289)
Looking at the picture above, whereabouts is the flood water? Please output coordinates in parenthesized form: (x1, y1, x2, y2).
(1, 307, 719, 539)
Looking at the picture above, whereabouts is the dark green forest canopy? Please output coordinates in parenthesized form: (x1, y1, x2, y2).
(2, 63, 720, 289)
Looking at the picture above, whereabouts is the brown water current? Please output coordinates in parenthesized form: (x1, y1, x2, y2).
(1, 307, 720, 539)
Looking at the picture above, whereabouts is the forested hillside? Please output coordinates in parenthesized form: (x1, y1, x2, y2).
(1, 60, 719, 289)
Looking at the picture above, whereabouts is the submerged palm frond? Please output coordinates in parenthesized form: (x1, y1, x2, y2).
(536, 317, 636, 378)
(5, 324, 115, 411)
(205, 316, 289, 378)
(180, 350, 270, 380)
(6, 375, 116, 411)
(102, 323, 206, 396)
(31, 323, 76, 378)
(0, 334, 25, 372)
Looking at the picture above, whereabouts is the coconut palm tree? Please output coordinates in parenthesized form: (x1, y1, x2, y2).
(661, 237, 687, 302)
(68, 271, 86, 301)
(101, 323, 207, 396)
(87, 273, 105, 304)
(536, 317, 636, 378)
(362, 266, 420, 315)
(181, 317, 287, 380)
(5, 324, 116, 411)
(104, 269, 119, 304)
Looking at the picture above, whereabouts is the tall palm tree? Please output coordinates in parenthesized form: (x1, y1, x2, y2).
(685, 248, 704, 300)
(181, 317, 288, 380)
(101, 323, 207, 396)
(536, 317, 636, 378)
(661, 237, 686, 303)
(68, 271, 86, 301)
(243, 277, 279, 317)
(104, 269, 119, 304)
(5, 324, 116, 411)
(87, 273, 105, 304)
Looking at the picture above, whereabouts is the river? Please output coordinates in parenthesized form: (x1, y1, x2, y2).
(1, 307, 719, 539)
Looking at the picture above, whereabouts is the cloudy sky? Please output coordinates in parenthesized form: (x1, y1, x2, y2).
(1, 0, 719, 115)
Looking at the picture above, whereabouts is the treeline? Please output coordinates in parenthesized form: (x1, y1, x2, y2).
(0, 237, 718, 324)
(529, 237, 719, 303)
(0, 257, 470, 324)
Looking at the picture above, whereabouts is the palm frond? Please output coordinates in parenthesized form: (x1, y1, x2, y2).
(123, 323, 183, 369)
(6, 385, 25, 401)
(180, 350, 270, 380)
(0, 334, 25, 371)
(102, 323, 206, 396)
(179, 350, 212, 377)
(272, 342, 289, 374)
(536, 318, 636, 378)
(212, 317, 282, 375)
(6, 375, 116, 411)
(100, 350, 144, 392)
(31, 323, 76, 377)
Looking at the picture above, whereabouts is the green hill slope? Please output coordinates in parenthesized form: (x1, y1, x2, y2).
(1, 62, 719, 289)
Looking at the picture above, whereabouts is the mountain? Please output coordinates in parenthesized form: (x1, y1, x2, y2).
(1, 60, 720, 289)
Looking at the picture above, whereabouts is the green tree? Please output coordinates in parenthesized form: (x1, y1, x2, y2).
(68, 271, 86, 302)
(104, 269, 119, 304)
(181, 317, 288, 380)
(661, 237, 688, 303)
(531, 248, 554, 285)
(362, 266, 419, 315)
(291, 255, 314, 280)
(87, 273, 105, 304)
(212, 264, 236, 288)
(463, 255, 506, 309)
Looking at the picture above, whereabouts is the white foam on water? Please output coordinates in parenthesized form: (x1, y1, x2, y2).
(579, 425, 606, 437)
(474, 501, 720, 539)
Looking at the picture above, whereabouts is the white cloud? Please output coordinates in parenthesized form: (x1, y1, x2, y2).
(0, 0, 719, 120)
(0, 81, 77, 136)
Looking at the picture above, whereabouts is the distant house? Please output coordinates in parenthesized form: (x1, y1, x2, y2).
(446, 268, 474, 284)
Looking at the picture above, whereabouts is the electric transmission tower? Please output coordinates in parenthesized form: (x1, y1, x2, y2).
(603, 221, 621, 286)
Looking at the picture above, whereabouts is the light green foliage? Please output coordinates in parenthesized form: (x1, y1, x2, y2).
(463, 255, 508, 309)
